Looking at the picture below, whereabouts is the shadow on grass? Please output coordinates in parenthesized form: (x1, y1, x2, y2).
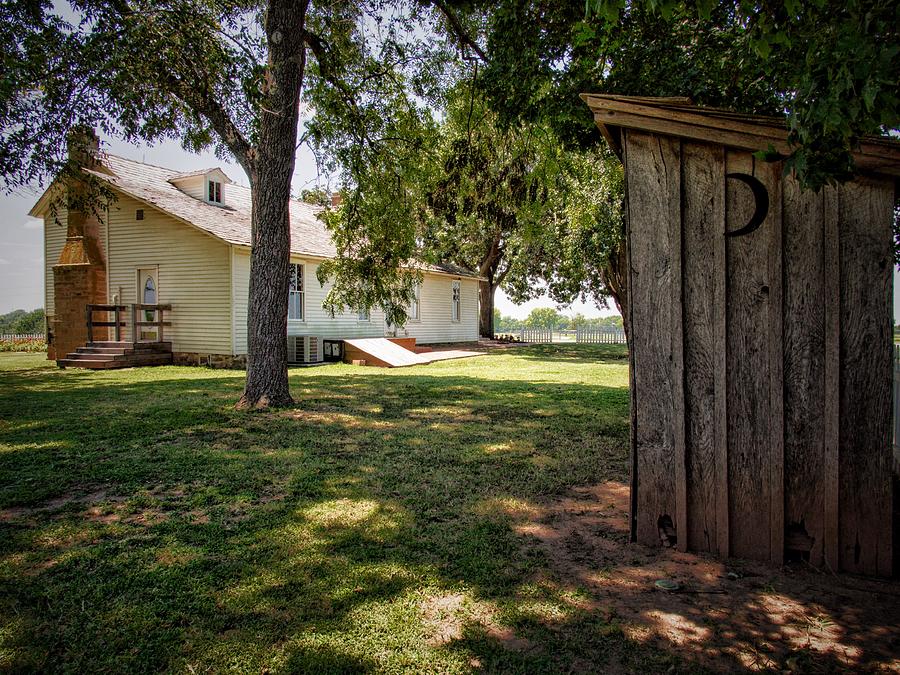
(513, 343, 629, 365)
(0, 352, 896, 673)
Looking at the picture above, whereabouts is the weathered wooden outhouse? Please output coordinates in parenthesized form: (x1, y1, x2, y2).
(582, 95, 900, 576)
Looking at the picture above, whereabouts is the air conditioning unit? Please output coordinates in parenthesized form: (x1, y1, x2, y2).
(288, 335, 323, 364)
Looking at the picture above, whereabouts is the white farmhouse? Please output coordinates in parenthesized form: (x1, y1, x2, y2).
(30, 137, 480, 368)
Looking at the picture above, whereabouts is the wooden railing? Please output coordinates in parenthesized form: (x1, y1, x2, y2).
(85, 304, 172, 343)
(86, 304, 128, 342)
(132, 304, 172, 343)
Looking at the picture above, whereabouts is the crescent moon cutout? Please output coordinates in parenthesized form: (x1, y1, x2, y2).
(725, 172, 769, 237)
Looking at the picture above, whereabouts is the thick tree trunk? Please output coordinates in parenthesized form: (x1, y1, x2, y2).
(478, 279, 495, 337)
(238, 0, 309, 409)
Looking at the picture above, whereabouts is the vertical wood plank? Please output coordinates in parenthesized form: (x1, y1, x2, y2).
(624, 133, 640, 543)
(725, 151, 775, 562)
(714, 158, 729, 559)
(782, 177, 827, 567)
(822, 186, 840, 571)
(764, 161, 785, 567)
(837, 177, 894, 576)
(625, 130, 681, 548)
(672, 140, 688, 552)
(681, 141, 725, 553)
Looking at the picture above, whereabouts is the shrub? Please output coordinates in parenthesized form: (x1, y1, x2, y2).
(0, 338, 47, 353)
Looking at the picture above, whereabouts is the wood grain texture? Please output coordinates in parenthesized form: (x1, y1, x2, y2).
(837, 177, 894, 576)
(625, 130, 681, 547)
(624, 136, 639, 544)
(822, 186, 840, 571)
(782, 178, 827, 566)
(714, 162, 729, 558)
(725, 151, 774, 562)
(681, 141, 725, 553)
(671, 140, 687, 553)
(764, 161, 785, 566)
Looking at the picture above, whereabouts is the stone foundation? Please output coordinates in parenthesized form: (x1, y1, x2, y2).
(173, 352, 247, 369)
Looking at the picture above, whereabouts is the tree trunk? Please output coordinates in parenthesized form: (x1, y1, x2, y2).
(238, 0, 309, 409)
(601, 235, 630, 344)
(478, 279, 495, 337)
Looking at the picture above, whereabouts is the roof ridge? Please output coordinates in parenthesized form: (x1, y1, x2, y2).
(100, 151, 183, 174)
(101, 151, 325, 208)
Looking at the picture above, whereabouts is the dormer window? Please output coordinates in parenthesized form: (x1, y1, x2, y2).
(208, 179, 222, 204)
(168, 167, 231, 204)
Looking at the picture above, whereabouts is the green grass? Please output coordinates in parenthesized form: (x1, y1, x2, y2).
(0, 345, 672, 673)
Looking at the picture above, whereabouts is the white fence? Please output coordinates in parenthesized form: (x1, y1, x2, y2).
(0, 333, 43, 341)
(576, 328, 627, 344)
(494, 327, 627, 345)
(518, 328, 553, 343)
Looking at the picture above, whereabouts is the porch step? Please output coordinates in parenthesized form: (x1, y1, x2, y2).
(57, 341, 173, 369)
(87, 341, 172, 351)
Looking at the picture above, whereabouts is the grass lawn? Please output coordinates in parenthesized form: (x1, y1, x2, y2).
(0, 345, 650, 673)
(2, 346, 898, 674)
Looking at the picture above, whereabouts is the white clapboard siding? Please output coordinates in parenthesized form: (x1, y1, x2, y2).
(168, 175, 206, 201)
(232, 250, 384, 353)
(231, 249, 478, 352)
(43, 211, 68, 317)
(231, 247, 250, 354)
(106, 193, 232, 354)
(401, 276, 479, 344)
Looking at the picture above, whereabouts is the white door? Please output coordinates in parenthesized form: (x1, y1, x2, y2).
(137, 268, 158, 341)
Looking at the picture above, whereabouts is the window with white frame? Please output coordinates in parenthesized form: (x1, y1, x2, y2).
(207, 179, 222, 204)
(288, 263, 304, 320)
(451, 280, 461, 322)
(408, 284, 420, 321)
(357, 304, 370, 322)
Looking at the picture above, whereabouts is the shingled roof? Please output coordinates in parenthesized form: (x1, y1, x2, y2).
(33, 152, 478, 279)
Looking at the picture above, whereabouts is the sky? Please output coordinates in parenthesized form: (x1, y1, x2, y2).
(0, 135, 618, 320)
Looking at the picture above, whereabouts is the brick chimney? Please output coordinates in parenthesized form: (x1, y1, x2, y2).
(49, 127, 109, 359)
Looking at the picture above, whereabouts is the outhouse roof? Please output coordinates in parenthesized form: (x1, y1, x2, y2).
(581, 94, 900, 177)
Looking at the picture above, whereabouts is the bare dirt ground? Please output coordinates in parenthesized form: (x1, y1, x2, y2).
(513, 481, 900, 672)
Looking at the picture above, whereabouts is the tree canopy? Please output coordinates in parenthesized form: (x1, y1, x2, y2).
(3, 0, 895, 390)
(477, 0, 898, 189)
(0, 309, 45, 335)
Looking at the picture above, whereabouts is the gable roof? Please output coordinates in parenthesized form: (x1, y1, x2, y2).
(31, 152, 479, 279)
(168, 167, 234, 184)
(581, 94, 900, 176)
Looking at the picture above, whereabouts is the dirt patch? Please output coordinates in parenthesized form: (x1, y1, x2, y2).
(421, 592, 534, 653)
(513, 481, 900, 672)
(0, 488, 113, 522)
(187, 509, 210, 525)
(422, 593, 467, 646)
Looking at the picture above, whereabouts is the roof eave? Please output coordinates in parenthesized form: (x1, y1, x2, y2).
(581, 94, 900, 177)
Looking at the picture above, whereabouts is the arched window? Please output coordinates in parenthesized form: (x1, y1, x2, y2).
(143, 276, 157, 323)
(143, 277, 156, 305)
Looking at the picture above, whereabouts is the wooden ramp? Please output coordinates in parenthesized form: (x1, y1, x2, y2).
(343, 339, 485, 368)
(343, 338, 429, 367)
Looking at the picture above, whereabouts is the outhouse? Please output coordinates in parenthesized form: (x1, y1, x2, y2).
(582, 95, 900, 576)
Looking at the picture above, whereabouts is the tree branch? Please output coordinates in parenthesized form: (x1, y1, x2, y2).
(105, 0, 255, 173)
(430, 0, 488, 63)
